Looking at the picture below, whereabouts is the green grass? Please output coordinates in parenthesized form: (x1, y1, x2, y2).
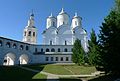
(32, 73, 47, 79)
(43, 64, 72, 75)
(63, 65, 96, 75)
(24, 64, 97, 75)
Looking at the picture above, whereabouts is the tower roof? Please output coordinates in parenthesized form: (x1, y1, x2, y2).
(73, 12, 82, 19)
(48, 13, 56, 18)
(59, 8, 67, 15)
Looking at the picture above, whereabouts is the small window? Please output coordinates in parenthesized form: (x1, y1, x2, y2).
(64, 48, 68, 52)
(61, 57, 63, 61)
(28, 31, 31, 36)
(51, 57, 53, 61)
(46, 48, 49, 52)
(58, 48, 60, 52)
(55, 57, 58, 61)
(46, 57, 49, 61)
(33, 32, 35, 37)
(51, 48, 55, 52)
(6, 42, 10, 48)
(41, 48, 43, 52)
(0, 40, 2, 46)
(20, 45, 23, 50)
(26, 46, 29, 50)
(66, 57, 69, 61)
(13, 44, 17, 49)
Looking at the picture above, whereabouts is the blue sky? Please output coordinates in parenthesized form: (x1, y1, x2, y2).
(0, 0, 114, 44)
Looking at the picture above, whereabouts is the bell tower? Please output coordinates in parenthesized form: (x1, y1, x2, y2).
(22, 12, 37, 44)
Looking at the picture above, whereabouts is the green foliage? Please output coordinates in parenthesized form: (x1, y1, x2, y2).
(88, 29, 101, 66)
(115, 0, 120, 12)
(99, 9, 120, 75)
(72, 39, 85, 65)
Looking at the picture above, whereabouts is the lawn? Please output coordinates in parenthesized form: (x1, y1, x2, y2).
(24, 64, 97, 75)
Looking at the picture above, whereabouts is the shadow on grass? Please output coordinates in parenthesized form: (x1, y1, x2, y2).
(88, 74, 120, 81)
(0, 65, 46, 81)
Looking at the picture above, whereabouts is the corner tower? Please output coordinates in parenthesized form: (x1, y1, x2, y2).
(46, 13, 57, 29)
(71, 12, 82, 29)
(22, 13, 37, 44)
(57, 8, 69, 27)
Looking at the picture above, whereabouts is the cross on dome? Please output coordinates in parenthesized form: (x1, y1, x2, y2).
(75, 12, 78, 17)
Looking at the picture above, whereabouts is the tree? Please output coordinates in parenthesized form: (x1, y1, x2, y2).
(99, 4, 120, 75)
(72, 39, 85, 65)
(115, 0, 120, 12)
(88, 29, 101, 66)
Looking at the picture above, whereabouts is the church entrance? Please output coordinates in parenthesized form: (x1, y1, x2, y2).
(3, 53, 16, 66)
(19, 54, 29, 65)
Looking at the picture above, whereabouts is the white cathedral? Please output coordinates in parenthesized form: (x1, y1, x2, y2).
(0, 8, 88, 65)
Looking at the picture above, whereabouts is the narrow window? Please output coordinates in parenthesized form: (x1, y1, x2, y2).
(41, 48, 43, 52)
(65, 40, 67, 45)
(66, 57, 69, 61)
(20, 45, 23, 50)
(6, 42, 10, 48)
(26, 46, 29, 50)
(51, 48, 55, 52)
(13, 44, 17, 49)
(75, 21, 77, 25)
(35, 48, 37, 52)
(64, 48, 68, 52)
(53, 22, 55, 26)
(33, 32, 35, 37)
(50, 40, 52, 45)
(55, 57, 58, 61)
(28, 31, 31, 36)
(51, 57, 53, 61)
(46, 57, 49, 61)
(61, 57, 63, 61)
(24, 31, 26, 36)
(46, 48, 49, 52)
(58, 48, 60, 52)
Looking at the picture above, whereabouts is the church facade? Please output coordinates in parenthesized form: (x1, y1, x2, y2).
(0, 8, 88, 65)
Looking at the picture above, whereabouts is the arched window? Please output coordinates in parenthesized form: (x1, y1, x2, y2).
(6, 42, 10, 48)
(41, 48, 43, 52)
(0, 40, 2, 46)
(51, 48, 55, 52)
(46, 48, 49, 52)
(13, 44, 17, 49)
(20, 45, 23, 50)
(60, 57, 63, 61)
(28, 31, 31, 36)
(33, 32, 35, 37)
(58, 48, 60, 52)
(26, 46, 29, 50)
(64, 48, 68, 52)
